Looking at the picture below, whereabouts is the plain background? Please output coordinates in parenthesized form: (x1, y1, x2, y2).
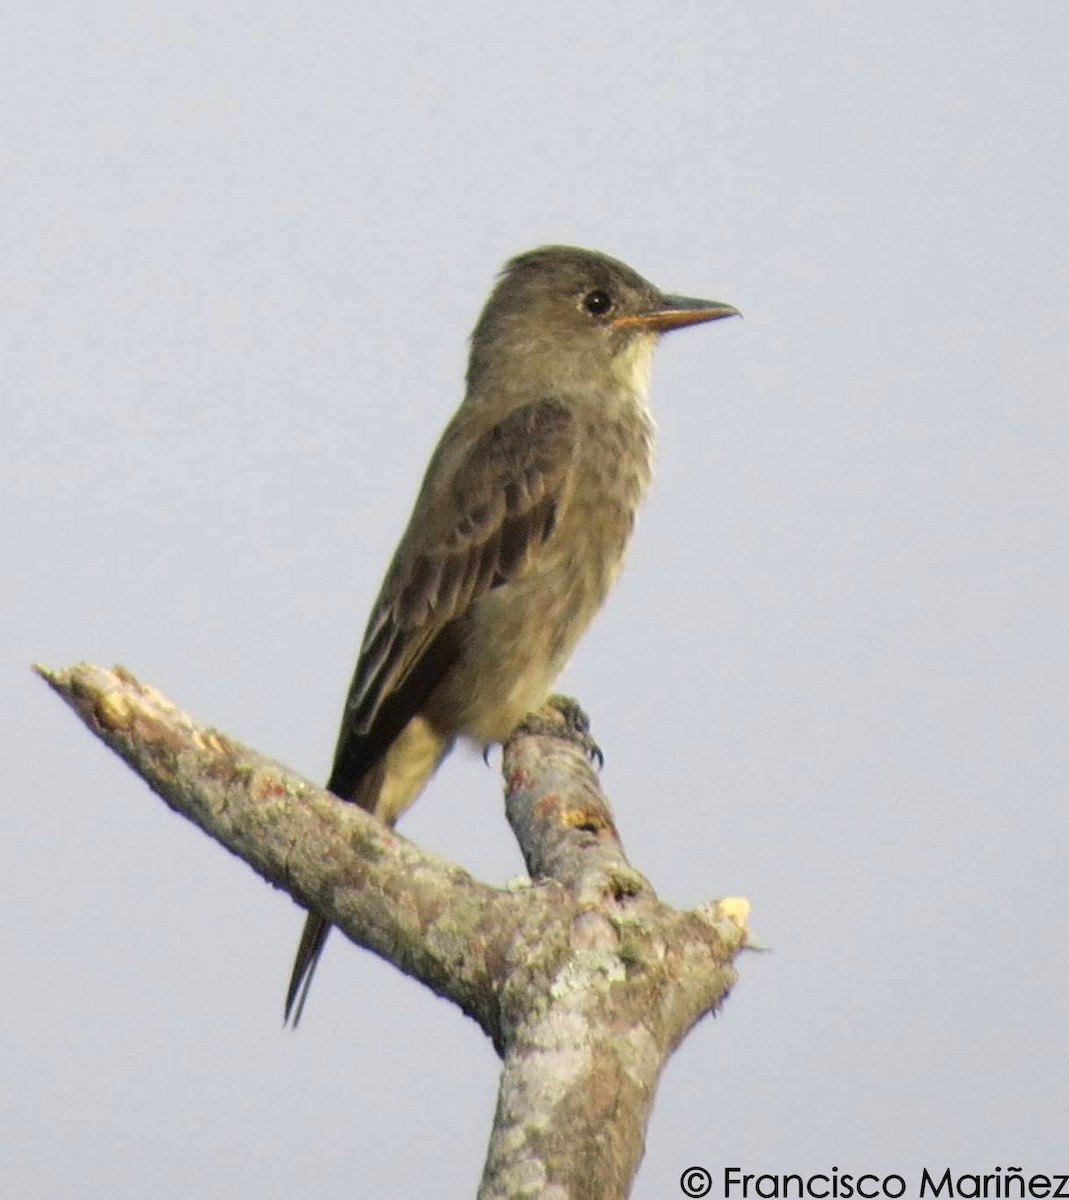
(4, 3, 1067, 1196)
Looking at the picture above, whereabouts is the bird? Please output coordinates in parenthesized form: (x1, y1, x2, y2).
(285, 245, 738, 1024)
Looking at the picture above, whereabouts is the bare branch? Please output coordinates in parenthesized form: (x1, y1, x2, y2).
(481, 698, 749, 1199)
(34, 661, 520, 1035)
(37, 662, 751, 1199)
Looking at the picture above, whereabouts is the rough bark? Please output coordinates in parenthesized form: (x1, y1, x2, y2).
(37, 662, 750, 1200)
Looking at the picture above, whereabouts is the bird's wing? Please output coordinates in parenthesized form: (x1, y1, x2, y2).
(326, 397, 577, 798)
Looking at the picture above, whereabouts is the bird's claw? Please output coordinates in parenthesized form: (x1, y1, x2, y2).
(545, 695, 604, 770)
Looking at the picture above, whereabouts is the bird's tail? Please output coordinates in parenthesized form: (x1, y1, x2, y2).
(283, 726, 449, 1025)
(284, 911, 331, 1027)
(283, 757, 389, 1027)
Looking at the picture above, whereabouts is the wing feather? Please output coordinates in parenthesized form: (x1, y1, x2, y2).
(327, 398, 576, 800)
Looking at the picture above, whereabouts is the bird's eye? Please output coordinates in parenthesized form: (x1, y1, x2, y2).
(582, 289, 613, 317)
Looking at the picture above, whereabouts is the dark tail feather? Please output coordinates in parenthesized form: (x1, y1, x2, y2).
(285, 912, 331, 1027)
(284, 759, 386, 1027)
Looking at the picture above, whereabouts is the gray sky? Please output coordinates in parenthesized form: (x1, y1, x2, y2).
(5, 3, 1067, 1196)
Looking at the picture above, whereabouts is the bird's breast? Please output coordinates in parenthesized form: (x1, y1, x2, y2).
(556, 401, 655, 598)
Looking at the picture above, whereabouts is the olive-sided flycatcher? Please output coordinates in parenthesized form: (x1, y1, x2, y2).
(285, 245, 738, 1023)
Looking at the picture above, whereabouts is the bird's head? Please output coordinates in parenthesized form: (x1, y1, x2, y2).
(468, 245, 738, 404)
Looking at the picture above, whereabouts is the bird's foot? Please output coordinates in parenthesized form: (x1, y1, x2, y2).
(530, 696, 607, 768)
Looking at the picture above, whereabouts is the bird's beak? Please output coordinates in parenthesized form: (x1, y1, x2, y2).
(612, 294, 741, 333)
